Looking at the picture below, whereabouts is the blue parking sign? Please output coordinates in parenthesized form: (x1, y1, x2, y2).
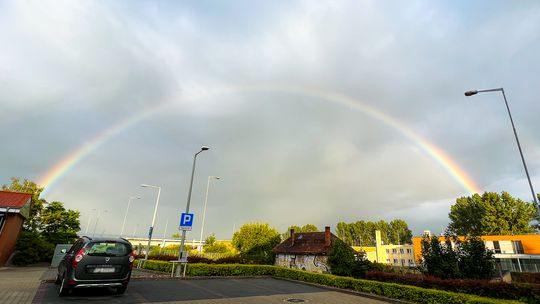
(179, 213, 194, 231)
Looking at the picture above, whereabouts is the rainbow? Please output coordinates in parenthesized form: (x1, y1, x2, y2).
(38, 106, 163, 197)
(38, 85, 481, 198)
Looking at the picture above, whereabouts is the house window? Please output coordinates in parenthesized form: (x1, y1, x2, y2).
(392, 248, 397, 253)
(512, 241, 524, 254)
(493, 241, 501, 254)
(393, 259, 398, 264)
(408, 259, 413, 265)
(401, 259, 405, 266)
(386, 259, 390, 263)
(386, 249, 389, 254)
(0, 213, 5, 234)
(400, 249, 404, 254)
(406, 248, 412, 254)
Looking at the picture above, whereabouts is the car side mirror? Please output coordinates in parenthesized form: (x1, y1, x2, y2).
(61, 249, 67, 254)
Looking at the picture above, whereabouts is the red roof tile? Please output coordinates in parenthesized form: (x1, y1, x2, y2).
(0, 190, 32, 209)
(272, 232, 339, 255)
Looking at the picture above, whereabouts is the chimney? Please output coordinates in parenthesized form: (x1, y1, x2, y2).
(290, 229, 295, 246)
(324, 226, 331, 246)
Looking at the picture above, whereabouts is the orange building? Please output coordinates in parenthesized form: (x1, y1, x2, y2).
(413, 232, 540, 273)
(0, 190, 32, 266)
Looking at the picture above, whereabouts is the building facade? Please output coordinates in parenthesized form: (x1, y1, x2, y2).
(273, 226, 339, 273)
(352, 230, 416, 267)
(412, 233, 540, 273)
(0, 190, 32, 266)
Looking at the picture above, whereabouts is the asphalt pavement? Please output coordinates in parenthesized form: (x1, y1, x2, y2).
(33, 277, 393, 304)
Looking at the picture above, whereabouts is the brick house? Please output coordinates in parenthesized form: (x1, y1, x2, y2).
(0, 190, 32, 266)
(272, 226, 339, 273)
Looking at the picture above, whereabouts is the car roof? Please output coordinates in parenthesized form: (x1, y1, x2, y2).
(80, 236, 132, 245)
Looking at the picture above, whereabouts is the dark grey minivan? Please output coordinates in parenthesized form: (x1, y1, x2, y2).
(56, 236, 134, 296)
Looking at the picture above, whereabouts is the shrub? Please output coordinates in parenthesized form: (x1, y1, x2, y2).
(12, 231, 54, 265)
(135, 253, 241, 264)
(364, 271, 540, 303)
(511, 272, 540, 284)
(327, 238, 356, 276)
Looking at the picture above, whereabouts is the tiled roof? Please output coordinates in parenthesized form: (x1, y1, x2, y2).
(272, 232, 338, 255)
(0, 190, 32, 209)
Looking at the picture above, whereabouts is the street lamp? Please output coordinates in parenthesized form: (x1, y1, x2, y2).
(85, 208, 96, 235)
(120, 196, 140, 237)
(465, 88, 539, 219)
(198, 176, 221, 252)
(92, 209, 107, 237)
(141, 184, 162, 263)
(176, 146, 210, 277)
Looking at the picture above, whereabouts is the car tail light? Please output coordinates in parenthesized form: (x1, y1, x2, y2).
(128, 252, 135, 268)
(72, 248, 85, 269)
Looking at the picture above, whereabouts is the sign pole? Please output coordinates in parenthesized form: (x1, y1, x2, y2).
(176, 148, 206, 277)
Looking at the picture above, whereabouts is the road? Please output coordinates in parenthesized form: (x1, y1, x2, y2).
(33, 277, 392, 303)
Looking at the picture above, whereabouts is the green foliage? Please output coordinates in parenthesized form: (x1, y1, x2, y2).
(457, 237, 495, 279)
(171, 233, 181, 239)
(328, 239, 373, 278)
(328, 238, 356, 276)
(204, 234, 216, 246)
(12, 231, 54, 265)
(281, 224, 318, 239)
(41, 201, 80, 244)
(336, 219, 412, 246)
(448, 192, 536, 236)
(3, 177, 81, 265)
(232, 223, 281, 264)
(136, 262, 520, 304)
(204, 241, 237, 255)
(421, 235, 495, 280)
(2, 177, 47, 232)
(421, 235, 460, 279)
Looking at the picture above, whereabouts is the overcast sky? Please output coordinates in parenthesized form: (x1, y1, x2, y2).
(2, 0, 540, 240)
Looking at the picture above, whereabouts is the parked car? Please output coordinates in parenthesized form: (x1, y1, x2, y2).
(56, 236, 134, 296)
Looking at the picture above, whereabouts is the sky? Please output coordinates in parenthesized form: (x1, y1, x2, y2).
(2, 0, 540, 240)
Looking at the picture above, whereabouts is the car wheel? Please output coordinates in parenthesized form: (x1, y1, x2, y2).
(54, 272, 61, 285)
(115, 284, 128, 295)
(58, 273, 70, 296)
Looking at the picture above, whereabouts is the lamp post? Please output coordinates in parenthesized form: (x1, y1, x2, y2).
(198, 176, 221, 252)
(92, 209, 107, 237)
(176, 146, 209, 277)
(141, 184, 162, 263)
(465, 88, 539, 219)
(85, 209, 96, 235)
(120, 196, 140, 237)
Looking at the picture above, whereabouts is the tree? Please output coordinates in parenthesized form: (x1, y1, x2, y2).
(328, 239, 355, 276)
(420, 235, 495, 279)
(389, 219, 413, 245)
(2, 177, 47, 232)
(232, 223, 281, 264)
(448, 192, 537, 236)
(41, 201, 80, 244)
(204, 234, 216, 247)
(3, 177, 81, 264)
(281, 224, 318, 239)
(457, 237, 495, 279)
(336, 219, 412, 246)
(420, 235, 460, 279)
(327, 239, 371, 278)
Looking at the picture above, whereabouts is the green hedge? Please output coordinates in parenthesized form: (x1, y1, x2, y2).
(136, 261, 521, 304)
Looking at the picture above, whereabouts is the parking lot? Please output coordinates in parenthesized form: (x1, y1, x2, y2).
(33, 277, 391, 304)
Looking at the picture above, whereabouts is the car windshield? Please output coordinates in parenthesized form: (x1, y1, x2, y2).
(86, 242, 129, 256)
